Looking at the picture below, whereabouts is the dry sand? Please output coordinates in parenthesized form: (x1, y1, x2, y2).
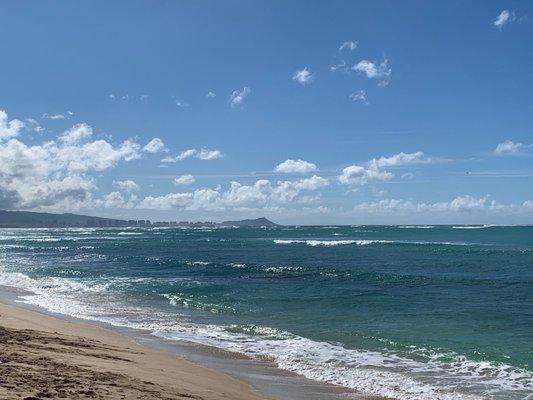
(0, 301, 270, 400)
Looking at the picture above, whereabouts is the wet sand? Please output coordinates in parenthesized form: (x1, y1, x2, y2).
(0, 301, 269, 400)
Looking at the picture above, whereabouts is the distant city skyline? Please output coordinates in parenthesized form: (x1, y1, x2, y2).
(1, 1, 532, 224)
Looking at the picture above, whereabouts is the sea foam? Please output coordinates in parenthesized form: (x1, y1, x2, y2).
(1, 267, 530, 400)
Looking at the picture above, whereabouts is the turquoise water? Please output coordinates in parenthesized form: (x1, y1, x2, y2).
(0, 225, 531, 399)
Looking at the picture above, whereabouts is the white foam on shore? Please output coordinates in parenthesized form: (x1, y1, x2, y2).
(154, 324, 531, 400)
(1, 268, 531, 400)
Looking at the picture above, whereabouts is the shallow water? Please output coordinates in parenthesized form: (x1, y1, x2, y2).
(0, 225, 531, 399)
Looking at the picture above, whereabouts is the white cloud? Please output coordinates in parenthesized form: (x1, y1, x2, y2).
(353, 59, 391, 84)
(138, 189, 221, 211)
(339, 151, 434, 187)
(176, 149, 198, 161)
(494, 10, 516, 29)
(95, 191, 138, 209)
(185, 148, 222, 160)
(160, 156, 176, 163)
(352, 195, 526, 214)
(174, 175, 195, 186)
(109, 94, 116, 100)
(493, 140, 526, 155)
(113, 180, 140, 192)
(274, 159, 317, 174)
(0, 117, 153, 210)
(0, 110, 24, 141)
(338, 165, 392, 186)
(349, 90, 368, 104)
(143, 138, 166, 153)
(349, 196, 533, 223)
(138, 176, 329, 211)
(197, 148, 223, 160)
(140, 95, 149, 101)
(229, 87, 251, 108)
(292, 68, 315, 85)
(162, 148, 223, 163)
(25, 118, 44, 133)
(369, 151, 430, 168)
(206, 91, 216, 98)
(339, 41, 357, 52)
(58, 123, 93, 145)
(330, 60, 348, 73)
(42, 111, 73, 120)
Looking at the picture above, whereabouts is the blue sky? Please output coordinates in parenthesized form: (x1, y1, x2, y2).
(1, 0, 532, 224)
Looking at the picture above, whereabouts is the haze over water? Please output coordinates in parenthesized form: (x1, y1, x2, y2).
(0, 224, 531, 399)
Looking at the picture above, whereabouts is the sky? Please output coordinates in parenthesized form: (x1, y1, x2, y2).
(1, 0, 532, 224)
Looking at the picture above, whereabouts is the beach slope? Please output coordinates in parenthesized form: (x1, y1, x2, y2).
(0, 302, 269, 400)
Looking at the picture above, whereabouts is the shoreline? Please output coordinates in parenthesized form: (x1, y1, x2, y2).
(0, 285, 368, 400)
(0, 297, 269, 400)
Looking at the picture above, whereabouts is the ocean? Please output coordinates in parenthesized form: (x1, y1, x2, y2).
(0, 225, 531, 400)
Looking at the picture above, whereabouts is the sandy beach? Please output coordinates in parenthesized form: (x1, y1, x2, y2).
(0, 301, 269, 400)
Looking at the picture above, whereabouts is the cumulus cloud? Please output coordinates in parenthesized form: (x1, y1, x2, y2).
(206, 91, 216, 98)
(138, 176, 329, 211)
(0, 116, 155, 210)
(113, 180, 140, 192)
(348, 196, 533, 223)
(352, 195, 533, 215)
(58, 123, 93, 145)
(369, 151, 431, 168)
(175, 149, 198, 161)
(493, 140, 528, 155)
(229, 87, 251, 108)
(174, 175, 195, 186)
(196, 148, 223, 160)
(0, 110, 24, 141)
(353, 59, 391, 85)
(339, 151, 432, 186)
(494, 10, 516, 29)
(292, 68, 315, 85)
(274, 159, 317, 174)
(143, 138, 166, 153)
(339, 41, 357, 52)
(338, 165, 392, 186)
(94, 191, 138, 209)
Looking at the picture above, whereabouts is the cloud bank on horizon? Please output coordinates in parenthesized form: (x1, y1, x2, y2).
(0, 2, 531, 224)
(1, 107, 531, 223)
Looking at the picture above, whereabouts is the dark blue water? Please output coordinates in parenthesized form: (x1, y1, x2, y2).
(0, 225, 531, 399)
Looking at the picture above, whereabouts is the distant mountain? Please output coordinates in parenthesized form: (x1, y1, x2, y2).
(220, 217, 279, 227)
(0, 210, 147, 228)
(0, 210, 279, 228)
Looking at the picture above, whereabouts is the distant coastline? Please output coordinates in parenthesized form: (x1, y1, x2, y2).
(0, 209, 278, 228)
